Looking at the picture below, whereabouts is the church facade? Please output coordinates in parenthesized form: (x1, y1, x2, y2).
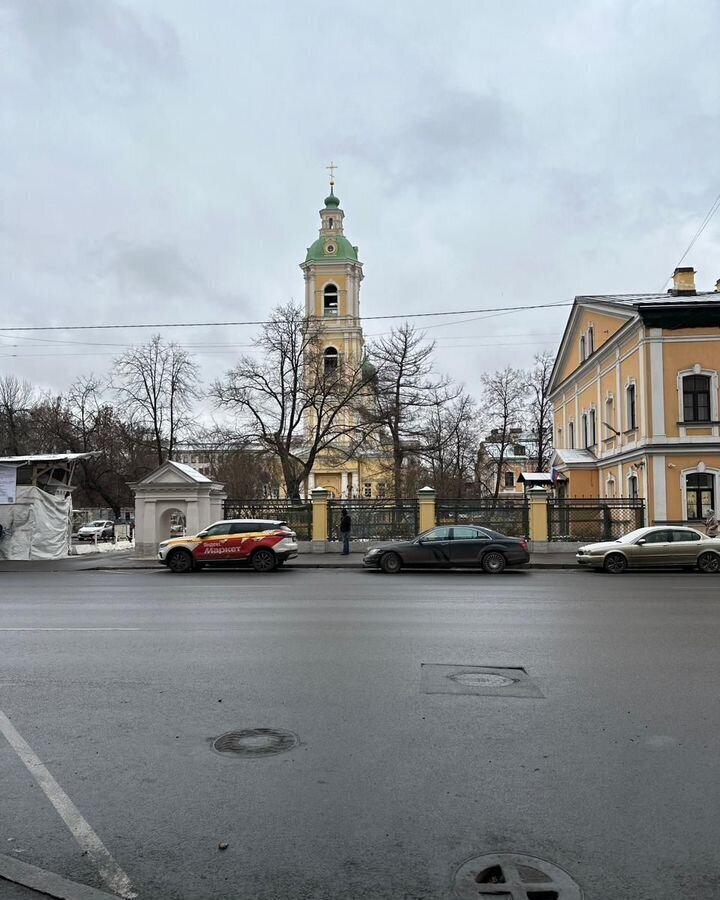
(299, 182, 390, 499)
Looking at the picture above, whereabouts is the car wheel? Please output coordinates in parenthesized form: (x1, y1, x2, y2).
(380, 552, 402, 574)
(167, 549, 195, 574)
(697, 551, 720, 574)
(482, 551, 506, 574)
(603, 552, 627, 574)
(251, 548, 277, 572)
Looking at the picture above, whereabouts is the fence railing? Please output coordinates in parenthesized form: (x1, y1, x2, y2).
(327, 499, 419, 542)
(224, 500, 312, 541)
(436, 498, 529, 538)
(547, 498, 645, 542)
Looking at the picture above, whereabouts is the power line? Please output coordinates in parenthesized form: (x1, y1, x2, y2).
(661, 188, 720, 290)
(0, 300, 572, 333)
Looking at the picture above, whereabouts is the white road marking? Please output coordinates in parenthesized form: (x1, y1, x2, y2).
(0, 627, 140, 631)
(0, 709, 137, 899)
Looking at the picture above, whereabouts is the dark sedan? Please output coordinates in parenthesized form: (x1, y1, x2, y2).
(362, 525, 530, 574)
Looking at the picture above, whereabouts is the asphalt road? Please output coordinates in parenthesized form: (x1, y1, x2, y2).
(1, 568, 719, 900)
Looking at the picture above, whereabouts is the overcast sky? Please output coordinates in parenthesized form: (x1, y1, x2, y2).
(1, 0, 719, 406)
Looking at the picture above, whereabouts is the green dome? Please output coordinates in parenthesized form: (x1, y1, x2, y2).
(324, 191, 340, 208)
(305, 234, 358, 262)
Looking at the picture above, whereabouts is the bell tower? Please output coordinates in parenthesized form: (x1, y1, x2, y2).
(300, 168, 365, 369)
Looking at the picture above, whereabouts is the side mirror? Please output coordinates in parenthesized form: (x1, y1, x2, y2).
(637, 538, 646, 546)
(197, 531, 209, 539)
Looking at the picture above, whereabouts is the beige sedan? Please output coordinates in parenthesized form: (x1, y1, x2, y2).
(576, 526, 720, 574)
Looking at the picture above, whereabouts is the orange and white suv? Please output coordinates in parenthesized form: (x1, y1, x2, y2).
(158, 519, 298, 573)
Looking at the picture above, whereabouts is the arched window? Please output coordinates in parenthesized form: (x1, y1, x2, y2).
(606, 475, 616, 498)
(628, 474, 639, 500)
(682, 374, 711, 422)
(589, 408, 596, 446)
(579, 335, 586, 362)
(323, 284, 339, 316)
(582, 413, 588, 448)
(328, 217, 334, 229)
(323, 346, 339, 373)
(587, 326, 594, 355)
(568, 421, 575, 449)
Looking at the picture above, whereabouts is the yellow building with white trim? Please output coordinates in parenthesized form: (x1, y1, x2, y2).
(549, 267, 720, 525)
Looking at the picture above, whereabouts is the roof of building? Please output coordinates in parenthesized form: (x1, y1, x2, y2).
(170, 461, 212, 482)
(576, 290, 720, 308)
(305, 234, 358, 263)
(552, 449, 596, 465)
(518, 472, 559, 484)
(0, 452, 98, 466)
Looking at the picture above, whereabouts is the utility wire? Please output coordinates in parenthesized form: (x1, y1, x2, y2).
(0, 300, 572, 333)
(661, 188, 720, 291)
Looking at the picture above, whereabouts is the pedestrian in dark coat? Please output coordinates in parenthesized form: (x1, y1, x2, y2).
(340, 508, 352, 555)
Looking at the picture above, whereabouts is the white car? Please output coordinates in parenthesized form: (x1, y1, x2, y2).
(158, 519, 299, 573)
(76, 520, 115, 542)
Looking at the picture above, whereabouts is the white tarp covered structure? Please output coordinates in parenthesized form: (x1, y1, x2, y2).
(0, 452, 96, 561)
(0, 485, 72, 560)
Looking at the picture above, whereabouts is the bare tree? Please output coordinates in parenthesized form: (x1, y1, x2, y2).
(114, 335, 199, 466)
(366, 323, 454, 496)
(480, 367, 528, 507)
(419, 388, 481, 496)
(33, 375, 156, 515)
(212, 303, 373, 499)
(527, 351, 555, 471)
(0, 375, 34, 455)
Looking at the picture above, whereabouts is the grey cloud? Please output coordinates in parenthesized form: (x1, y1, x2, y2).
(94, 240, 208, 300)
(2, 0, 182, 93)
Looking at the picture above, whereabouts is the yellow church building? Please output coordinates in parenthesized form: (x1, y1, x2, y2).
(549, 266, 720, 525)
(298, 180, 390, 499)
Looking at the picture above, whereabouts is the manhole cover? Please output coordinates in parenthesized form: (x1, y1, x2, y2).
(212, 728, 298, 757)
(451, 672, 516, 688)
(421, 665, 545, 698)
(454, 852, 582, 899)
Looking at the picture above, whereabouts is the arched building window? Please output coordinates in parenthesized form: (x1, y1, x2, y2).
(579, 335, 586, 362)
(587, 326, 594, 355)
(628, 473, 639, 500)
(323, 284, 339, 316)
(323, 346, 339, 373)
(568, 420, 575, 449)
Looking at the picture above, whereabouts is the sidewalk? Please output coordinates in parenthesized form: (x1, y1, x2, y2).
(0, 550, 579, 572)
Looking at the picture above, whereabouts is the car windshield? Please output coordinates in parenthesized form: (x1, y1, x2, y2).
(87, 521, 105, 527)
(616, 528, 650, 544)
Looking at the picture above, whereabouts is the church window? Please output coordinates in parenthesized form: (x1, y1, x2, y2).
(323, 284, 339, 316)
(328, 217, 334, 229)
(323, 346, 339, 373)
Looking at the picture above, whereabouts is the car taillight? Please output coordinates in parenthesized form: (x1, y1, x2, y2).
(520, 539, 529, 551)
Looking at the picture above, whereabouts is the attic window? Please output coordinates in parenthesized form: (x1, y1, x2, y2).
(579, 335, 586, 362)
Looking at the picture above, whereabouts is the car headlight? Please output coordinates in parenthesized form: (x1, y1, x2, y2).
(365, 548, 382, 556)
(159, 540, 169, 548)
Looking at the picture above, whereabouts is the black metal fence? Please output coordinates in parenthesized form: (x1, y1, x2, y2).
(547, 498, 645, 542)
(436, 498, 529, 538)
(224, 500, 312, 541)
(327, 499, 419, 542)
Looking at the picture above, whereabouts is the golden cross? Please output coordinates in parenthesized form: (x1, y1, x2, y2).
(326, 160, 338, 186)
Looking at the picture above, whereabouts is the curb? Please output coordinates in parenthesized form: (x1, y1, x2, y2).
(82, 561, 579, 572)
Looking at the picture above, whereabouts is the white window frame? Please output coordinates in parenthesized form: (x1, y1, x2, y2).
(322, 282, 340, 316)
(579, 335, 586, 363)
(605, 475, 616, 498)
(680, 465, 720, 522)
(676, 365, 719, 433)
(625, 380, 637, 431)
(627, 472, 639, 500)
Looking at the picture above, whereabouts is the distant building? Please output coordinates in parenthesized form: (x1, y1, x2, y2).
(548, 267, 720, 525)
